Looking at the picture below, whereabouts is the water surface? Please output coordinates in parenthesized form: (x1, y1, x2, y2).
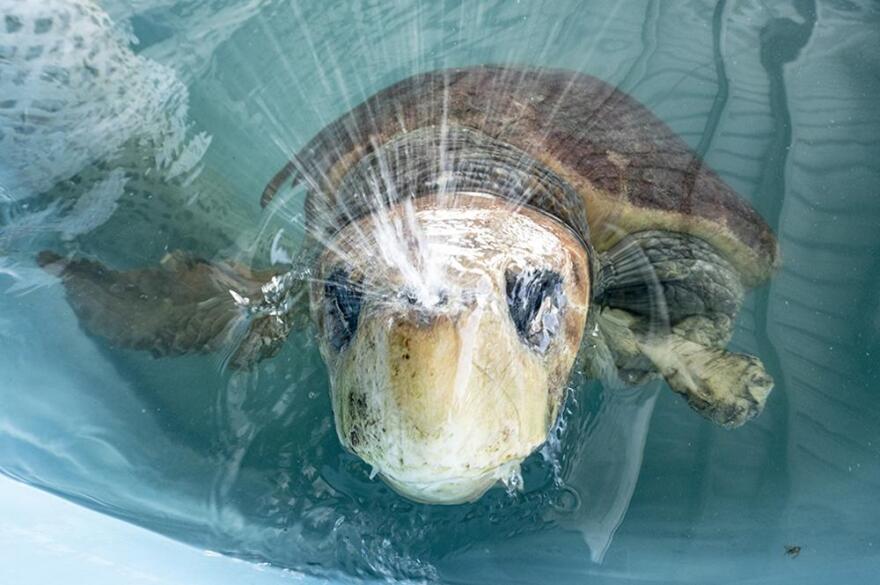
(1, 0, 879, 582)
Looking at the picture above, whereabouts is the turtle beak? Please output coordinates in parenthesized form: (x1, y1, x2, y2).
(330, 291, 560, 504)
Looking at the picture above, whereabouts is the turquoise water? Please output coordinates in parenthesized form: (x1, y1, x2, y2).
(1, 0, 879, 583)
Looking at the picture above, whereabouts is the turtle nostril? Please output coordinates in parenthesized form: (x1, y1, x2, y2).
(402, 287, 448, 309)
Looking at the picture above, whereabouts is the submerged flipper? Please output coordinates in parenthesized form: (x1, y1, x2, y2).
(38, 251, 307, 369)
(590, 231, 773, 428)
(638, 329, 773, 428)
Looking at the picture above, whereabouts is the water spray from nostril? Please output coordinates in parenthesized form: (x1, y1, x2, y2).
(402, 286, 449, 310)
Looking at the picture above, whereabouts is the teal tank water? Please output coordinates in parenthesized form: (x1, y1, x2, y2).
(1, 1, 879, 583)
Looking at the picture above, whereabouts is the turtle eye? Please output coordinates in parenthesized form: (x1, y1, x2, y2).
(505, 268, 565, 354)
(324, 267, 363, 351)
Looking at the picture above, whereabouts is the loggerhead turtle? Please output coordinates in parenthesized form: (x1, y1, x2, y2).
(39, 66, 778, 505)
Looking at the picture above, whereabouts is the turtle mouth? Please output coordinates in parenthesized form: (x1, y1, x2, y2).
(378, 460, 524, 505)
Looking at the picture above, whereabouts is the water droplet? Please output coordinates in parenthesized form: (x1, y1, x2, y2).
(500, 463, 523, 496)
(552, 486, 581, 512)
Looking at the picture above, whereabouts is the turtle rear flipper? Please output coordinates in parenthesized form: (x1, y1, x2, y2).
(37, 251, 306, 369)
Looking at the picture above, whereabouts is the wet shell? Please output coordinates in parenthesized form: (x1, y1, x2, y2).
(263, 65, 778, 287)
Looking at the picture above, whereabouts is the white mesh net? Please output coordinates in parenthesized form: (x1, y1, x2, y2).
(0, 0, 208, 227)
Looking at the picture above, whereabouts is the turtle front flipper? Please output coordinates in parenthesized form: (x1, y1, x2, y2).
(37, 251, 306, 369)
(637, 328, 773, 428)
(590, 230, 774, 428)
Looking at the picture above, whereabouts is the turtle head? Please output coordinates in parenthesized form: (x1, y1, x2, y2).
(311, 194, 590, 504)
